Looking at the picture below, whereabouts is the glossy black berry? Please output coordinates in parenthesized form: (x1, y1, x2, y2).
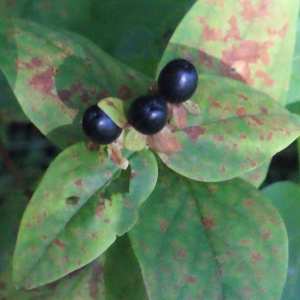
(82, 104, 122, 144)
(127, 95, 168, 135)
(158, 58, 198, 103)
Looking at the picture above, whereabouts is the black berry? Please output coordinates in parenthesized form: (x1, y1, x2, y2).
(158, 58, 198, 103)
(127, 95, 168, 135)
(82, 104, 122, 144)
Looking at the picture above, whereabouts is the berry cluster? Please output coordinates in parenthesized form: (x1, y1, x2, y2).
(82, 58, 198, 145)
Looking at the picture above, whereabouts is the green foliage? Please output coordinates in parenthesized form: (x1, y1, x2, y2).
(0, 1, 300, 299)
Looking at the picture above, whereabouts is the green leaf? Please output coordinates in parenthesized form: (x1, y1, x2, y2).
(158, 0, 299, 104)
(0, 16, 153, 149)
(129, 166, 288, 300)
(158, 75, 300, 182)
(104, 234, 148, 300)
(13, 143, 157, 289)
(262, 181, 300, 300)
(0, 70, 28, 122)
(0, 256, 106, 300)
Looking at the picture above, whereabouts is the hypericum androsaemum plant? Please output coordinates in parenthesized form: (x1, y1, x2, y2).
(0, 0, 300, 299)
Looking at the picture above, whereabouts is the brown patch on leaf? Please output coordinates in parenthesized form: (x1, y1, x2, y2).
(187, 276, 197, 284)
(249, 115, 264, 125)
(203, 25, 222, 42)
(177, 249, 186, 258)
(31, 57, 44, 67)
(184, 126, 206, 142)
(221, 40, 273, 84)
(214, 134, 224, 142)
(159, 219, 169, 233)
(255, 70, 274, 86)
(236, 106, 247, 117)
(74, 179, 82, 187)
(96, 202, 105, 219)
(263, 231, 271, 239)
(211, 100, 222, 108)
(268, 22, 289, 38)
(240, 0, 273, 22)
(27, 66, 57, 96)
(238, 94, 248, 101)
(201, 217, 218, 230)
(252, 252, 262, 261)
(89, 263, 104, 298)
(198, 51, 214, 69)
(224, 16, 241, 41)
(147, 126, 182, 154)
(54, 238, 67, 249)
(117, 84, 132, 100)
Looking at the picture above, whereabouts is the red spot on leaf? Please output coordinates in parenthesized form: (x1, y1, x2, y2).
(263, 231, 271, 239)
(260, 107, 268, 114)
(159, 219, 169, 233)
(31, 57, 43, 67)
(238, 94, 248, 101)
(104, 219, 110, 223)
(96, 202, 105, 219)
(269, 217, 276, 224)
(220, 165, 226, 174)
(202, 217, 218, 230)
(214, 134, 224, 142)
(268, 22, 289, 38)
(211, 100, 222, 108)
(187, 276, 197, 284)
(27, 66, 56, 96)
(178, 249, 186, 258)
(75, 179, 82, 187)
(54, 238, 67, 249)
(236, 106, 247, 116)
(224, 16, 241, 41)
(239, 133, 247, 139)
(241, 0, 272, 22)
(260, 286, 266, 293)
(255, 70, 275, 86)
(252, 252, 262, 261)
(267, 132, 273, 140)
(244, 199, 253, 207)
(249, 115, 264, 125)
(80, 90, 90, 103)
(185, 126, 206, 142)
(131, 172, 137, 179)
(203, 25, 222, 41)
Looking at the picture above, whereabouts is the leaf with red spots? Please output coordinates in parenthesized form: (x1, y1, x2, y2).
(13, 143, 157, 289)
(262, 181, 300, 299)
(158, 0, 299, 104)
(0, 16, 153, 149)
(287, 11, 300, 105)
(129, 165, 288, 299)
(0, 255, 106, 300)
(158, 75, 300, 182)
